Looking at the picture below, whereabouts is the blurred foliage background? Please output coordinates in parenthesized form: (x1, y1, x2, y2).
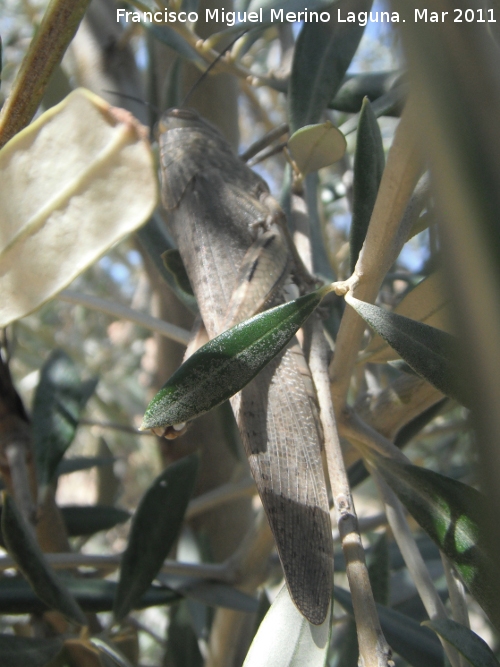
(0, 0, 499, 666)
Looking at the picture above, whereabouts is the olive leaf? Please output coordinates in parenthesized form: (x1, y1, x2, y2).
(288, 0, 371, 132)
(374, 455, 500, 631)
(1, 493, 87, 626)
(350, 97, 385, 273)
(142, 286, 328, 432)
(345, 293, 469, 406)
(360, 271, 452, 363)
(334, 586, 443, 667)
(32, 350, 97, 498)
(423, 619, 500, 667)
(113, 455, 199, 621)
(0, 575, 180, 615)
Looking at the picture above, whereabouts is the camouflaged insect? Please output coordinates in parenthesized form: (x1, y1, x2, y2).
(156, 108, 333, 625)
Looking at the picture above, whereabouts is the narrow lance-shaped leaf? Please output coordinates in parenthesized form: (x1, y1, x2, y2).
(288, 0, 372, 132)
(361, 270, 452, 364)
(141, 286, 329, 432)
(136, 214, 198, 314)
(345, 293, 469, 407)
(374, 455, 500, 631)
(330, 70, 405, 114)
(163, 601, 204, 667)
(160, 574, 259, 612)
(1, 493, 87, 626)
(0, 575, 180, 615)
(32, 350, 97, 498)
(60, 505, 130, 537)
(334, 586, 443, 667)
(0, 505, 130, 547)
(423, 618, 500, 667)
(350, 97, 385, 273)
(113, 454, 199, 621)
(243, 584, 330, 667)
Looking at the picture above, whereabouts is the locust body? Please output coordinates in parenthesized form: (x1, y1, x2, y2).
(158, 108, 333, 625)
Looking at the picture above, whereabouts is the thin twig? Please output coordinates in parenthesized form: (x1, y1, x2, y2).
(0, 553, 230, 580)
(186, 477, 255, 520)
(309, 320, 392, 667)
(332, 512, 387, 543)
(79, 418, 155, 436)
(329, 100, 422, 416)
(126, 617, 167, 647)
(340, 409, 408, 463)
(58, 290, 190, 345)
(240, 123, 289, 162)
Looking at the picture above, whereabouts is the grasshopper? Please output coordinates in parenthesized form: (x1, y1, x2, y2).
(157, 108, 333, 625)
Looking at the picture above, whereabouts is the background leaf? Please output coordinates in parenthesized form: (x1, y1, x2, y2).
(0, 576, 180, 614)
(59, 505, 130, 537)
(113, 454, 199, 621)
(1, 493, 87, 625)
(423, 618, 500, 667)
(374, 455, 500, 630)
(334, 586, 443, 667)
(350, 97, 385, 273)
(164, 601, 204, 667)
(32, 350, 97, 496)
(288, 0, 372, 132)
(0, 87, 158, 326)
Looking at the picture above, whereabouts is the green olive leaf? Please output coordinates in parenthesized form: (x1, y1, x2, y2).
(0, 575, 180, 615)
(374, 455, 500, 631)
(1, 493, 87, 626)
(350, 98, 385, 273)
(345, 293, 469, 406)
(32, 350, 97, 499)
(113, 455, 199, 621)
(334, 586, 443, 667)
(423, 619, 500, 667)
(141, 287, 328, 432)
(60, 505, 130, 537)
(288, 0, 371, 132)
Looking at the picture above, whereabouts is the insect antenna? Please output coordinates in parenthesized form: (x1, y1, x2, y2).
(181, 29, 249, 108)
(101, 90, 159, 114)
